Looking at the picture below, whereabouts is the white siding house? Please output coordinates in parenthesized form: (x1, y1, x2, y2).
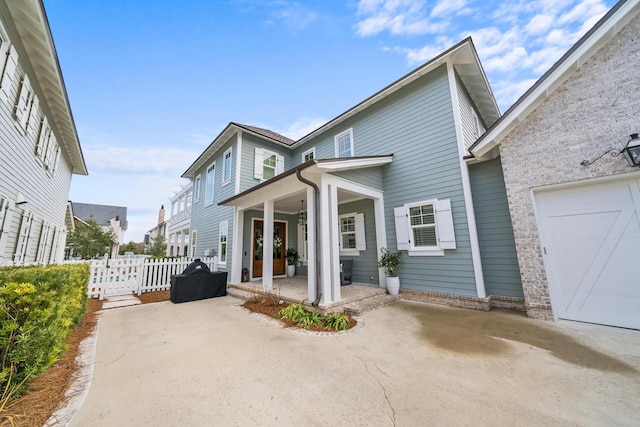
(0, 1, 87, 266)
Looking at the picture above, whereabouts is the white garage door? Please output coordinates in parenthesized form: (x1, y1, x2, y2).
(535, 176, 640, 329)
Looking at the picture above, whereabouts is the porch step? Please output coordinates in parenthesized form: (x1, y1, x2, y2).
(343, 293, 401, 316)
(102, 294, 141, 310)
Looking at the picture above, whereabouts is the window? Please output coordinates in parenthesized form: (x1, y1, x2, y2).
(338, 212, 365, 255)
(15, 75, 34, 130)
(218, 221, 228, 264)
(194, 175, 201, 202)
(190, 230, 197, 258)
(223, 148, 232, 184)
(254, 147, 284, 181)
(394, 199, 456, 256)
(335, 128, 354, 158)
(205, 163, 215, 204)
(302, 147, 315, 163)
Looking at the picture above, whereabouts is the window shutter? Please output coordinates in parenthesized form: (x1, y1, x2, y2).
(27, 94, 39, 135)
(355, 213, 366, 251)
(0, 199, 12, 256)
(276, 154, 285, 175)
(14, 210, 33, 263)
(394, 206, 410, 250)
(45, 133, 56, 170)
(36, 117, 49, 158)
(15, 75, 31, 127)
(435, 199, 456, 249)
(254, 147, 264, 180)
(52, 146, 61, 173)
(0, 45, 17, 105)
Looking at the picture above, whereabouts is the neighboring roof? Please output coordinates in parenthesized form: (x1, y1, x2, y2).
(3, 1, 87, 175)
(183, 37, 498, 179)
(219, 155, 393, 207)
(181, 122, 294, 179)
(295, 37, 500, 146)
(72, 202, 128, 229)
(470, 0, 640, 159)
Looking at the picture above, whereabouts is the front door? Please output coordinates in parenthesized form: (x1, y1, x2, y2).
(252, 220, 287, 278)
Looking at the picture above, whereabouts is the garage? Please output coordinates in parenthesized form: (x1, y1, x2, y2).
(535, 176, 640, 329)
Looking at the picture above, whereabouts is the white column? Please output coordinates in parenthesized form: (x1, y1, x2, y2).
(329, 183, 341, 303)
(306, 187, 316, 302)
(262, 200, 274, 291)
(319, 180, 333, 304)
(179, 231, 185, 257)
(374, 197, 388, 288)
(230, 207, 244, 283)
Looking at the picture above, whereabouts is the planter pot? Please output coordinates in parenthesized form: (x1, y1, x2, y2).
(287, 264, 296, 277)
(386, 276, 400, 296)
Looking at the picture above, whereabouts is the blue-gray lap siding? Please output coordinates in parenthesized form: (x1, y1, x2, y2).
(469, 157, 524, 298)
(338, 198, 379, 285)
(189, 137, 237, 270)
(293, 64, 478, 296)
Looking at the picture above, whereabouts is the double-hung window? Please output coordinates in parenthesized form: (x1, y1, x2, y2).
(218, 221, 228, 264)
(302, 147, 315, 162)
(335, 128, 354, 158)
(338, 212, 365, 256)
(194, 174, 201, 202)
(394, 199, 456, 256)
(254, 147, 284, 181)
(205, 163, 215, 204)
(223, 148, 232, 184)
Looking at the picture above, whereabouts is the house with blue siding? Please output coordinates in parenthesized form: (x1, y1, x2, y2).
(183, 38, 525, 311)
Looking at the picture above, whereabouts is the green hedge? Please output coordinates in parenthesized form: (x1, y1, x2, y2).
(0, 263, 90, 396)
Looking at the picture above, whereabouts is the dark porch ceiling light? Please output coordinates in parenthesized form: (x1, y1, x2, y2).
(297, 200, 307, 225)
(580, 133, 640, 167)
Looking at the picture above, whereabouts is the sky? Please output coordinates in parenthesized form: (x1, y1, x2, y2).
(43, 0, 616, 242)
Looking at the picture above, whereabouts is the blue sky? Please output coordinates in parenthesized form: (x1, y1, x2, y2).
(43, 0, 615, 242)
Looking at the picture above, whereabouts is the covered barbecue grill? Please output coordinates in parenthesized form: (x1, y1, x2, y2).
(170, 259, 227, 303)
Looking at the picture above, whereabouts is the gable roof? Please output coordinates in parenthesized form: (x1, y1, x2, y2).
(72, 202, 127, 229)
(294, 37, 500, 145)
(470, 0, 640, 160)
(3, 1, 87, 175)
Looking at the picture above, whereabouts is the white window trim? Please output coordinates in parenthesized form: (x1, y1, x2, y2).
(194, 174, 201, 202)
(394, 198, 456, 257)
(254, 147, 284, 182)
(222, 147, 232, 185)
(338, 212, 365, 256)
(218, 221, 228, 265)
(204, 162, 215, 206)
(334, 128, 354, 158)
(302, 147, 316, 163)
(190, 230, 197, 258)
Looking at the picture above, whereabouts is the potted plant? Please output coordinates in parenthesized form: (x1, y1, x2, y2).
(286, 248, 299, 277)
(377, 247, 401, 295)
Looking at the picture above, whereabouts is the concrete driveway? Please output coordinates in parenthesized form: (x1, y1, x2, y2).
(66, 296, 639, 426)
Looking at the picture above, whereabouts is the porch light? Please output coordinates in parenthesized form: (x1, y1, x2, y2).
(581, 133, 640, 167)
(297, 200, 307, 225)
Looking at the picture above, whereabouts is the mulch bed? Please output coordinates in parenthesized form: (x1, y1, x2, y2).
(1, 298, 103, 427)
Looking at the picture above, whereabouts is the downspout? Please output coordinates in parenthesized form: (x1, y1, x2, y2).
(295, 169, 322, 306)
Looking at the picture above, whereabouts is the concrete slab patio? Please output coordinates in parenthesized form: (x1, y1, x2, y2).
(67, 296, 640, 426)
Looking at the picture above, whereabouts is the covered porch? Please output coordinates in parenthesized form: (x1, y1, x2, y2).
(220, 156, 393, 308)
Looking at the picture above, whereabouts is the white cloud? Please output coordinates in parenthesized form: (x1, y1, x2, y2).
(273, 1, 318, 31)
(83, 145, 201, 176)
(277, 117, 328, 140)
(430, 0, 468, 18)
(354, 0, 449, 36)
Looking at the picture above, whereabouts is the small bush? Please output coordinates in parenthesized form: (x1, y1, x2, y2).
(277, 303, 308, 322)
(0, 263, 90, 400)
(323, 312, 351, 331)
(278, 303, 352, 331)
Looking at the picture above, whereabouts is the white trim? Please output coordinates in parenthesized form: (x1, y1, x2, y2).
(193, 174, 201, 202)
(316, 156, 393, 171)
(306, 187, 316, 302)
(448, 62, 486, 297)
(262, 200, 274, 291)
(218, 220, 228, 265)
(222, 147, 233, 186)
(231, 207, 244, 283)
(302, 147, 316, 162)
(334, 128, 354, 158)
(235, 131, 242, 195)
(190, 230, 197, 258)
(338, 212, 365, 256)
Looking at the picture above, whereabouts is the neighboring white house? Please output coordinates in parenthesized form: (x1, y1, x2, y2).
(0, 1, 87, 266)
(144, 204, 168, 249)
(71, 202, 127, 259)
(166, 183, 192, 257)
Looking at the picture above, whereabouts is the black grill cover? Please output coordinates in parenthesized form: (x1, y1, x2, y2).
(182, 259, 211, 275)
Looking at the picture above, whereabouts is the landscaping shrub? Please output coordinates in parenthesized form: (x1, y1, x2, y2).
(0, 263, 90, 400)
(278, 304, 352, 331)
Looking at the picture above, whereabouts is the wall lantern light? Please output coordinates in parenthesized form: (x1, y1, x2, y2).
(581, 133, 640, 167)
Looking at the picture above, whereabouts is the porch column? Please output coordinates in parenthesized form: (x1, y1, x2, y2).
(319, 179, 340, 304)
(262, 199, 274, 291)
(374, 197, 388, 288)
(306, 187, 316, 302)
(178, 231, 184, 256)
(329, 184, 341, 303)
(230, 207, 244, 283)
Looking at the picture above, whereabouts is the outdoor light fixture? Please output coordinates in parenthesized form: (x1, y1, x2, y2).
(297, 200, 307, 225)
(581, 133, 640, 167)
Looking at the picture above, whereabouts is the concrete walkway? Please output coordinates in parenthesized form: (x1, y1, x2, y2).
(68, 296, 640, 426)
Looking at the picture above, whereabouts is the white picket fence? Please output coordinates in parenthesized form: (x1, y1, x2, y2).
(84, 257, 219, 299)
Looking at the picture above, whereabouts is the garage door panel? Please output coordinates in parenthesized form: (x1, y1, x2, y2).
(536, 176, 640, 329)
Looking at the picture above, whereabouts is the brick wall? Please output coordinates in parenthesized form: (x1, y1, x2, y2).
(498, 12, 640, 319)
